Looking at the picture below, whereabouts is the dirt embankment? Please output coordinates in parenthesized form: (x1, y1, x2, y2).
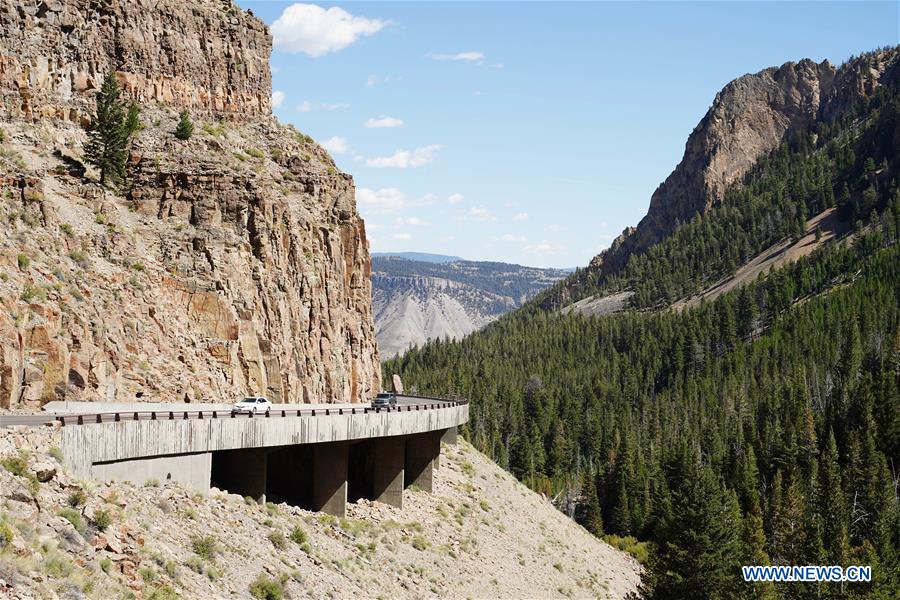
(0, 426, 641, 599)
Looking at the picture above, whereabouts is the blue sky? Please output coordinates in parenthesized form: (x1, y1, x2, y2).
(237, 1, 899, 268)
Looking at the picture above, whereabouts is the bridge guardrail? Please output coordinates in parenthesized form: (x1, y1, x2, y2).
(54, 394, 468, 427)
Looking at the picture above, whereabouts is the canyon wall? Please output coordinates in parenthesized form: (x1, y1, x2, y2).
(0, 0, 380, 407)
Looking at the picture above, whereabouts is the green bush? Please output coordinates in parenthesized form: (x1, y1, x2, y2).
(67, 489, 86, 507)
(0, 456, 27, 477)
(58, 508, 86, 534)
(16, 254, 29, 269)
(92, 508, 112, 531)
(146, 585, 179, 600)
(267, 531, 286, 550)
(185, 556, 204, 574)
(43, 552, 73, 577)
(0, 518, 13, 547)
(603, 534, 651, 565)
(289, 525, 307, 545)
(190, 535, 218, 560)
(48, 447, 63, 462)
(249, 573, 283, 600)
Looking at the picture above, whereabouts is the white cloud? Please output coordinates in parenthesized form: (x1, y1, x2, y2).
(365, 116, 404, 128)
(496, 234, 526, 242)
(392, 233, 412, 240)
(272, 4, 386, 57)
(522, 241, 565, 256)
(297, 101, 350, 113)
(513, 212, 529, 221)
(320, 136, 348, 155)
(466, 206, 496, 221)
(447, 193, 464, 204)
(366, 144, 442, 168)
(356, 187, 406, 213)
(396, 217, 426, 226)
(272, 90, 286, 108)
(365, 74, 401, 87)
(428, 51, 484, 62)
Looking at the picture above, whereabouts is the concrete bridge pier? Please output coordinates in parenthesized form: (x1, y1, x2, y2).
(405, 433, 435, 493)
(370, 437, 405, 508)
(312, 442, 348, 516)
(441, 426, 458, 445)
(211, 448, 267, 503)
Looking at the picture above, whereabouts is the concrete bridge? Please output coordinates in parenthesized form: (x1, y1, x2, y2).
(58, 395, 468, 516)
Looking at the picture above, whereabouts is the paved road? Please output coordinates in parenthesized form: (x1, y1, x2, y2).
(0, 414, 58, 428)
(0, 395, 459, 428)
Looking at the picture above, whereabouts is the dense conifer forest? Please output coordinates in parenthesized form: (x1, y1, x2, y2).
(384, 55, 900, 598)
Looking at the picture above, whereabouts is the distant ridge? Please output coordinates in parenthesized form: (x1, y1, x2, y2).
(372, 256, 567, 357)
(372, 252, 464, 264)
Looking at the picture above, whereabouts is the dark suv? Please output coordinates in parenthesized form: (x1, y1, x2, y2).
(372, 392, 397, 408)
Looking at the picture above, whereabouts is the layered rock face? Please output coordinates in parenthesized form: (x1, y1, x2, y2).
(0, 0, 379, 407)
(0, 0, 271, 122)
(593, 48, 899, 274)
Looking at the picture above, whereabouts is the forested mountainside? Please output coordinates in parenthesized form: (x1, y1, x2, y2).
(385, 47, 900, 598)
(372, 257, 566, 358)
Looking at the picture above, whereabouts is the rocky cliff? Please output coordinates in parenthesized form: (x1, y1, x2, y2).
(0, 0, 379, 408)
(590, 48, 899, 275)
(0, 0, 271, 122)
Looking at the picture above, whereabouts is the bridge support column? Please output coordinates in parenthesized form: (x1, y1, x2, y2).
(405, 433, 435, 493)
(432, 430, 442, 470)
(312, 442, 348, 516)
(371, 437, 405, 508)
(441, 426, 458, 446)
(210, 448, 267, 503)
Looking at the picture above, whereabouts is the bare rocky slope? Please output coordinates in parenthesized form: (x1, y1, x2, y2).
(372, 257, 567, 358)
(545, 47, 899, 308)
(0, 426, 641, 599)
(0, 0, 379, 408)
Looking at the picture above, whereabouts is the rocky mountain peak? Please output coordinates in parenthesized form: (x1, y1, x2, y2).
(591, 47, 898, 275)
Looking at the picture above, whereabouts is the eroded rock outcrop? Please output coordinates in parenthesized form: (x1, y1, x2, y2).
(0, 0, 379, 407)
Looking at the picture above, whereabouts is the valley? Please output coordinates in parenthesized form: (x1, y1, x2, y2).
(372, 256, 567, 358)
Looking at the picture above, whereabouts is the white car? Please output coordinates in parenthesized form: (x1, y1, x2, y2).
(231, 397, 272, 415)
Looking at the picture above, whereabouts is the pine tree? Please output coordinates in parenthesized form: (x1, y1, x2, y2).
(820, 430, 850, 566)
(175, 109, 194, 140)
(84, 71, 133, 187)
(124, 102, 141, 139)
(646, 463, 743, 599)
(577, 470, 603, 537)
